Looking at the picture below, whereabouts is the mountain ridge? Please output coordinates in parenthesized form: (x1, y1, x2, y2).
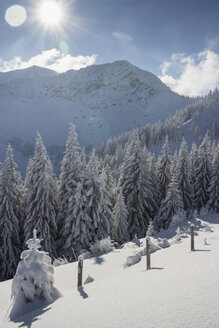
(0, 60, 193, 173)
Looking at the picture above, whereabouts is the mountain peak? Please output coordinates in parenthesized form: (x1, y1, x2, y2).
(0, 65, 57, 84)
(11, 65, 58, 78)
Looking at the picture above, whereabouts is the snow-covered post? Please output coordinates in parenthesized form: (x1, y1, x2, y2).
(77, 256, 83, 288)
(146, 236, 151, 270)
(191, 224, 195, 251)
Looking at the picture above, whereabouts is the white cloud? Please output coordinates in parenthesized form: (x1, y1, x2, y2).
(0, 49, 97, 73)
(159, 49, 219, 97)
(112, 32, 133, 41)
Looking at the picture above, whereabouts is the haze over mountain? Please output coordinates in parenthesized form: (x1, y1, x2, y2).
(0, 60, 192, 173)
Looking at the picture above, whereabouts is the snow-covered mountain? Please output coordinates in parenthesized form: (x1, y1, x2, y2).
(0, 60, 191, 173)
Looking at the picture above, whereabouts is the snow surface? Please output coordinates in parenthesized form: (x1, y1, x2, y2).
(0, 213, 219, 328)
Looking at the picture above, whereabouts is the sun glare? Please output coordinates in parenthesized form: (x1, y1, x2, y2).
(39, 1, 62, 27)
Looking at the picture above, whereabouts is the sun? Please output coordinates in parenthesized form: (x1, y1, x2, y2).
(39, 1, 62, 27)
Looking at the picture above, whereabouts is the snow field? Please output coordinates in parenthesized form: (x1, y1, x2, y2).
(0, 215, 219, 328)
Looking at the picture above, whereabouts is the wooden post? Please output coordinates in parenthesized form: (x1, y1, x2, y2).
(77, 259, 83, 287)
(191, 224, 195, 251)
(146, 236, 151, 270)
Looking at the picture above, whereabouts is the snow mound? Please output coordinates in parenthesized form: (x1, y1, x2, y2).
(204, 225, 214, 232)
(138, 243, 161, 256)
(157, 238, 170, 248)
(170, 236, 182, 245)
(123, 253, 141, 268)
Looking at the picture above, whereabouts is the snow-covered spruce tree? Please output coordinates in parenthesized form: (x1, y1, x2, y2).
(207, 145, 219, 212)
(154, 174, 186, 230)
(24, 133, 58, 259)
(24, 157, 33, 189)
(176, 138, 193, 213)
(87, 149, 101, 177)
(62, 175, 93, 259)
(171, 150, 178, 177)
(15, 168, 25, 245)
(62, 148, 113, 259)
(210, 141, 216, 166)
(99, 167, 115, 239)
(189, 142, 199, 186)
(86, 151, 103, 240)
(143, 148, 160, 208)
(119, 134, 157, 239)
(80, 148, 87, 172)
(58, 124, 92, 259)
(193, 134, 212, 212)
(157, 136, 171, 205)
(148, 153, 158, 189)
(22, 157, 34, 243)
(112, 188, 129, 244)
(0, 145, 23, 281)
(103, 164, 117, 209)
(58, 122, 81, 232)
(10, 230, 61, 320)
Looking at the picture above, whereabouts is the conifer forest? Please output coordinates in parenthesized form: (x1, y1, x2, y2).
(0, 89, 219, 282)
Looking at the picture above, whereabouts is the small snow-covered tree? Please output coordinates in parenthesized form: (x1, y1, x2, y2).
(207, 145, 219, 212)
(155, 174, 186, 230)
(10, 230, 61, 320)
(146, 220, 157, 237)
(112, 188, 129, 244)
(24, 133, 58, 258)
(0, 145, 23, 281)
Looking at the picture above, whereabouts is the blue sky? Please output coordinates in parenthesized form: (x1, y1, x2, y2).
(0, 0, 218, 95)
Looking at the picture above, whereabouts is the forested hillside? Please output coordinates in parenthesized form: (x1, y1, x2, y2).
(1, 93, 219, 281)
